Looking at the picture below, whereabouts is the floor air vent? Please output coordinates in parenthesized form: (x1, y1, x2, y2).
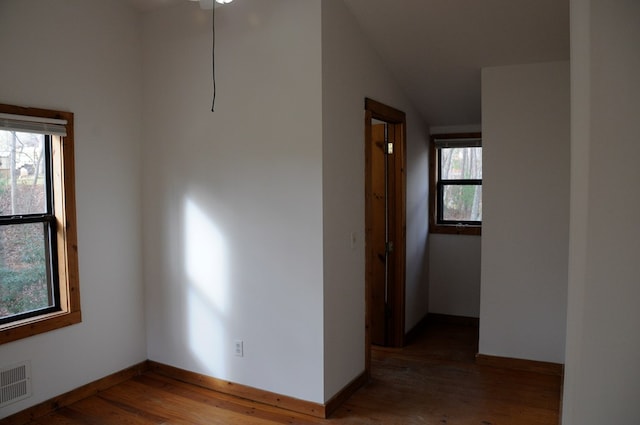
(0, 361, 32, 408)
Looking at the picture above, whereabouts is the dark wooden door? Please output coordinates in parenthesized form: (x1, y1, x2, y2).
(370, 123, 388, 346)
(365, 98, 406, 371)
(370, 122, 400, 346)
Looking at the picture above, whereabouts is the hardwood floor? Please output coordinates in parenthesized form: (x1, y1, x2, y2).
(15, 320, 561, 424)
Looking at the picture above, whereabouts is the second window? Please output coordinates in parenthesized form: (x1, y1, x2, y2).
(430, 133, 482, 234)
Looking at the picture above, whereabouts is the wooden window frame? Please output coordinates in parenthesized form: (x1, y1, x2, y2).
(0, 104, 81, 344)
(429, 133, 482, 236)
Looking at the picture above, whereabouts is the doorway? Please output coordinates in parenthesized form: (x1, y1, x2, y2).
(364, 98, 406, 374)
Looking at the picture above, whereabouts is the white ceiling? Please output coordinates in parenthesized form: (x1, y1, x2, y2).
(128, 0, 570, 127)
(342, 0, 569, 126)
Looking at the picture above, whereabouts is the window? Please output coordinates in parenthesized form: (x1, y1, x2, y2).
(429, 133, 482, 235)
(0, 104, 80, 344)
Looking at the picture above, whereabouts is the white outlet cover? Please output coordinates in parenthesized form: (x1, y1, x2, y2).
(234, 340, 243, 357)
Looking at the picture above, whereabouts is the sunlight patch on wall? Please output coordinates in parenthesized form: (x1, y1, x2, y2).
(185, 198, 228, 313)
(184, 198, 229, 376)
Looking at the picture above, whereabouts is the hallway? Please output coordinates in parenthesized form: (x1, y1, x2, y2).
(334, 318, 560, 424)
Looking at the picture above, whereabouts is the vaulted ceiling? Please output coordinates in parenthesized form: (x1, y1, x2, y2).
(342, 0, 569, 126)
(128, 0, 570, 127)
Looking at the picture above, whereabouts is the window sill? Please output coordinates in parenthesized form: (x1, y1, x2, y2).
(0, 310, 82, 345)
(430, 224, 481, 236)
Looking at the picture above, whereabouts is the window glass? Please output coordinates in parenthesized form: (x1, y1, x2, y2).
(0, 129, 57, 324)
(442, 185, 482, 222)
(440, 147, 482, 180)
(0, 222, 55, 322)
(0, 131, 48, 215)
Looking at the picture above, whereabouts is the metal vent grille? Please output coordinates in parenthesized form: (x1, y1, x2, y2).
(0, 362, 31, 408)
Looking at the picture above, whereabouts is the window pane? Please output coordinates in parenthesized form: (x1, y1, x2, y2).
(440, 147, 482, 180)
(442, 185, 482, 222)
(0, 222, 54, 320)
(0, 130, 47, 216)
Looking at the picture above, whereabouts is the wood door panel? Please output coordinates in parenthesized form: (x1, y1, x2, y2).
(370, 124, 387, 346)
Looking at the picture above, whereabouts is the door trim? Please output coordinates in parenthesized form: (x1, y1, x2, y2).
(364, 98, 407, 375)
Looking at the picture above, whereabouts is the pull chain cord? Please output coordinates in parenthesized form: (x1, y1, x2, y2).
(211, 3, 216, 112)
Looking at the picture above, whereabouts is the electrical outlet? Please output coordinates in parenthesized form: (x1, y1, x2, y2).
(234, 340, 243, 357)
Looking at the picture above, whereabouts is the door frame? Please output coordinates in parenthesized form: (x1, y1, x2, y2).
(364, 98, 407, 374)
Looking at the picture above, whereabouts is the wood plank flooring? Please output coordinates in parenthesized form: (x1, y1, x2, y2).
(19, 320, 561, 424)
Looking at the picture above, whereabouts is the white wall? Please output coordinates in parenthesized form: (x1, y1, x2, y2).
(563, 1, 640, 423)
(142, 0, 326, 403)
(321, 0, 430, 400)
(0, 0, 146, 418)
(479, 61, 569, 364)
(428, 234, 481, 318)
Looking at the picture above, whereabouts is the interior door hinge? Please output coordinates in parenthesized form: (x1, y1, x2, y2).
(386, 241, 394, 253)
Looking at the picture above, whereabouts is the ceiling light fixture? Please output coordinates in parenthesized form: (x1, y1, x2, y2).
(189, 0, 233, 10)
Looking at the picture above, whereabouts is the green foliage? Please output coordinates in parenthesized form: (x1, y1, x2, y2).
(0, 265, 49, 316)
(443, 185, 481, 221)
(460, 186, 475, 211)
(21, 234, 46, 264)
(0, 223, 50, 318)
